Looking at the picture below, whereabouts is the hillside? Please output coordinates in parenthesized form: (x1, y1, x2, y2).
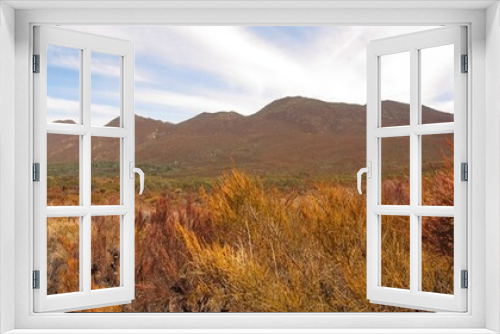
(47, 97, 454, 179)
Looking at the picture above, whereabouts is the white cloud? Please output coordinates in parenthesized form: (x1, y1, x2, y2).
(47, 96, 120, 126)
(428, 100, 454, 114)
(380, 51, 411, 103)
(91, 57, 121, 77)
(91, 104, 121, 126)
(420, 44, 454, 113)
(47, 44, 151, 83)
(136, 88, 264, 116)
(61, 25, 454, 121)
(46, 96, 80, 122)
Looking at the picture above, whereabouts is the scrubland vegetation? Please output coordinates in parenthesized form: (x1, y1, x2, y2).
(46, 149, 454, 312)
(44, 98, 455, 312)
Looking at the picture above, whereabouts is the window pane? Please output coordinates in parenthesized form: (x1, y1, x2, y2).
(91, 52, 121, 127)
(91, 137, 121, 205)
(47, 217, 80, 295)
(47, 44, 81, 124)
(420, 45, 454, 124)
(381, 215, 410, 290)
(380, 52, 410, 127)
(421, 216, 454, 294)
(47, 134, 80, 206)
(381, 137, 410, 205)
(421, 134, 454, 206)
(91, 216, 121, 290)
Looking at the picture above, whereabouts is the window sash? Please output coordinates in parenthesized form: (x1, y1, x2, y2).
(32, 26, 136, 313)
(366, 26, 468, 312)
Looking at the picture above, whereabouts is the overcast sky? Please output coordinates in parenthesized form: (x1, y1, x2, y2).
(47, 26, 453, 125)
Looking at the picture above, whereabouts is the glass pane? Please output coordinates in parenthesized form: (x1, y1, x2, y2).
(47, 44, 81, 124)
(421, 134, 454, 206)
(91, 137, 121, 205)
(381, 137, 410, 205)
(91, 216, 121, 290)
(91, 52, 121, 127)
(421, 45, 454, 124)
(47, 217, 80, 295)
(47, 134, 80, 206)
(381, 215, 410, 290)
(421, 216, 454, 294)
(380, 52, 410, 127)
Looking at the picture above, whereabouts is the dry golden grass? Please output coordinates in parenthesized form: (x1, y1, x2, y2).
(47, 217, 80, 295)
(47, 151, 454, 312)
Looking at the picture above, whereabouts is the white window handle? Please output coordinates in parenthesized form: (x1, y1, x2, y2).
(129, 162, 144, 195)
(357, 162, 371, 194)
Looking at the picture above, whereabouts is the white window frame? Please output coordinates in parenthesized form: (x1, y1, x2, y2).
(366, 26, 467, 312)
(1, 2, 498, 333)
(33, 26, 136, 313)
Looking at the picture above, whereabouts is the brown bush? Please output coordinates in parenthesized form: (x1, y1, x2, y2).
(48, 152, 454, 312)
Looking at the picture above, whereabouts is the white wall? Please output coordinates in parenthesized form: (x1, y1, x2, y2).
(0, 2, 16, 333)
(485, 2, 500, 333)
(9, 6, 491, 331)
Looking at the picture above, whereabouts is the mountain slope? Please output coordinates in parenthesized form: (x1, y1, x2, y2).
(48, 97, 454, 179)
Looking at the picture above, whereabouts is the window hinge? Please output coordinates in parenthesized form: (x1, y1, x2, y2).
(461, 270, 468, 289)
(461, 54, 468, 73)
(33, 163, 40, 182)
(461, 162, 468, 182)
(33, 54, 40, 73)
(33, 270, 40, 289)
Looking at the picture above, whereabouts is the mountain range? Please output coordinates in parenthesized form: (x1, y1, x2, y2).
(47, 96, 453, 179)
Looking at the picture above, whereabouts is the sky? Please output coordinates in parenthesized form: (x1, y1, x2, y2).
(47, 26, 453, 125)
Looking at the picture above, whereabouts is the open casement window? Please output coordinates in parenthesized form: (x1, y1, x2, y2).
(364, 26, 467, 312)
(33, 26, 140, 312)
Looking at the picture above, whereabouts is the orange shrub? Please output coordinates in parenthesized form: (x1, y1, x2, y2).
(48, 156, 454, 312)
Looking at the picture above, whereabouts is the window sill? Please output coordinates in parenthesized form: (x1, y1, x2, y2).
(4, 329, 497, 334)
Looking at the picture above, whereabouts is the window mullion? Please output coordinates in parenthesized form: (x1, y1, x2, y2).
(409, 47, 420, 294)
(416, 48, 423, 294)
(82, 47, 92, 294)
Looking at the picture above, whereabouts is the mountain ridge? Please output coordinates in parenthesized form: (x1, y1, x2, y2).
(47, 97, 453, 178)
